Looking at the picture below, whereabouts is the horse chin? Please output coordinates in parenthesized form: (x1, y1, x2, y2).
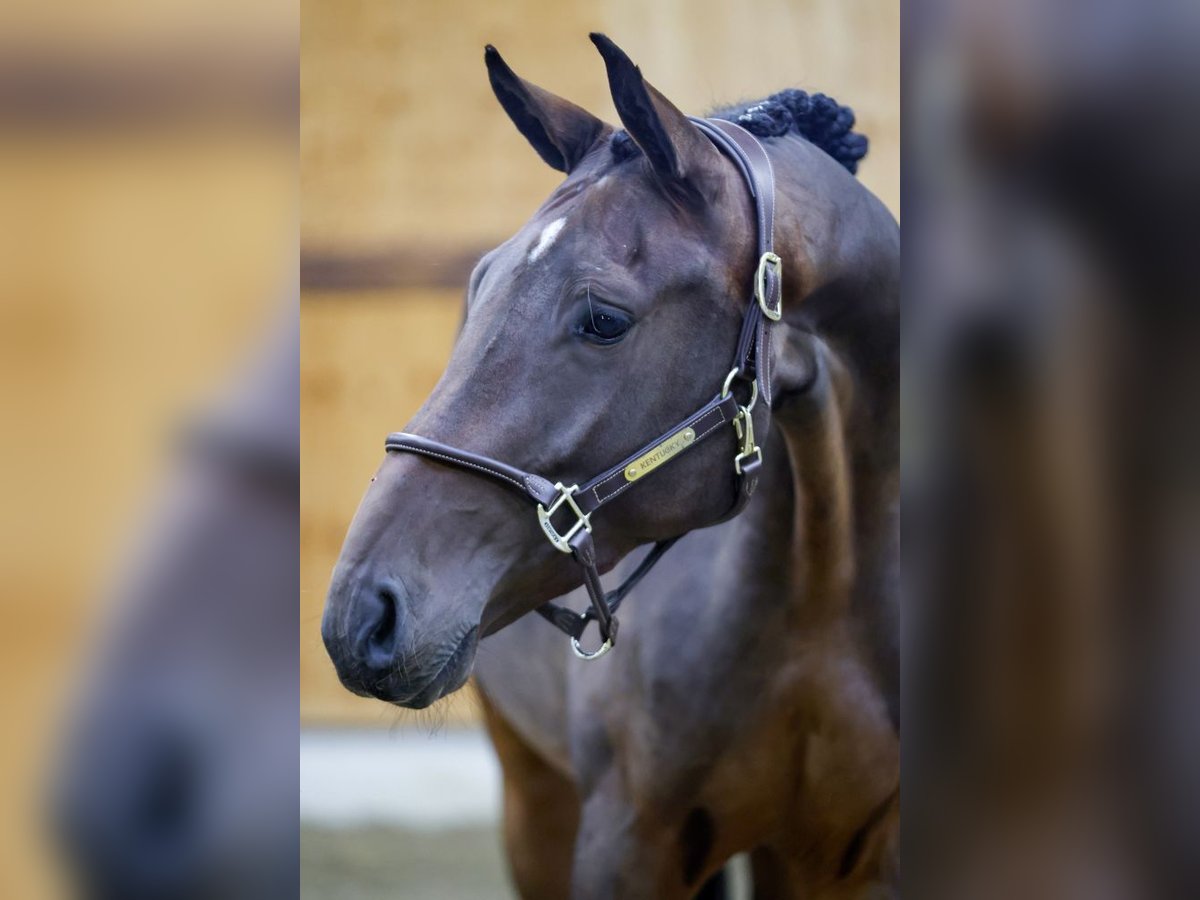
(382, 625, 479, 710)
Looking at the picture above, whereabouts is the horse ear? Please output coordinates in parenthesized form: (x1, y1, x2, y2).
(485, 45, 610, 173)
(590, 33, 720, 199)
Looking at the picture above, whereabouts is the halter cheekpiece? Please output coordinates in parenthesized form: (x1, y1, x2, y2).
(384, 118, 783, 660)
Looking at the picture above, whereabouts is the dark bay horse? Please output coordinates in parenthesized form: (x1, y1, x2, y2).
(322, 35, 898, 899)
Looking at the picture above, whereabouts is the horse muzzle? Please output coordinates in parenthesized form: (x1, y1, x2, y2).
(321, 572, 479, 708)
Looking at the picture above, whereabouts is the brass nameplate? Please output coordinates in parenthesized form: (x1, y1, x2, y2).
(624, 427, 696, 482)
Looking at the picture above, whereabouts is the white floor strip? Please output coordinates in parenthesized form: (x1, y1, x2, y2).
(301, 728, 502, 829)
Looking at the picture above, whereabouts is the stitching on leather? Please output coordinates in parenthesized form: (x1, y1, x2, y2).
(593, 480, 626, 505)
(733, 127, 769, 244)
(389, 444, 525, 492)
(758, 319, 772, 407)
(591, 468, 626, 504)
(756, 188, 767, 247)
(765, 327, 773, 406)
(523, 475, 549, 498)
(589, 403, 729, 506)
(763, 149, 777, 251)
(693, 404, 728, 441)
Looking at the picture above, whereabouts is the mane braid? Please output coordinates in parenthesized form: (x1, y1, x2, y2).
(610, 89, 868, 175)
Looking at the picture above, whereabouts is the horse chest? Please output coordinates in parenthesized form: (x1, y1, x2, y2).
(567, 606, 805, 799)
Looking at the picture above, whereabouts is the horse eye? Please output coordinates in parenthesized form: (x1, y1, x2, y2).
(576, 306, 632, 345)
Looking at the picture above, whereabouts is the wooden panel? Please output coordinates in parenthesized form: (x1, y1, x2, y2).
(300, 291, 488, 723)
(301, 0, 899, 253)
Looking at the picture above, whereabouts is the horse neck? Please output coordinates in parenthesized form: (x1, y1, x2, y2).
(725, 143, 900, 626)
(724, 355, 863, 625)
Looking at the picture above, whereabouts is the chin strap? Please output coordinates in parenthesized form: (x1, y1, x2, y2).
(383, 117, 781, 660)
(533, 536, 678, 655)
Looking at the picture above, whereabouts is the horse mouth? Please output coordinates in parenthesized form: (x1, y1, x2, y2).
(389, 626, 479, 709)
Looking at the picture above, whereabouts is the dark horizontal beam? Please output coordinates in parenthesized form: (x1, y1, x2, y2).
(0, 49, 296, 128)
(301, 244, 492, 293)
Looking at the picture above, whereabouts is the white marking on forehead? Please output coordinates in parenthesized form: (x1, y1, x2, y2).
(528, 217, 566, 263)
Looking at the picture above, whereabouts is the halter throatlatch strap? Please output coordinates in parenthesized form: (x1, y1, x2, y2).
(383, 117, 781, 660)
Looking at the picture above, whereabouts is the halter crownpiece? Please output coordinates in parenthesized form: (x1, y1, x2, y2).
(384, 117, 782, 660)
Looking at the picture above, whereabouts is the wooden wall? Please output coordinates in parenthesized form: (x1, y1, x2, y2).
(301, 291, 467, 722)
(300, 0, 900, 723)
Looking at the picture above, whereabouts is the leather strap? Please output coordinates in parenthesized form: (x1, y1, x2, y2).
(384, 393, 739, 518)
(690, 118, 781, 408)
(573, 393, 738, 514)
(382, 432, 559, 506)
(384, 392, 743, 657)
(382, 117, 781, 658)
(535, 536, 678, 640)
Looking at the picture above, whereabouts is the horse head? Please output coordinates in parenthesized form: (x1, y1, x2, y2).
(322, 34, 895, 709)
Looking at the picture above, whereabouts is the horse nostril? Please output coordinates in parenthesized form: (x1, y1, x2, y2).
(355, 580, 406, 671)
(369, 586, 399, 653)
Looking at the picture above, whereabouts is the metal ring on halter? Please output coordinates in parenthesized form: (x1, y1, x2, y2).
(571, 633, 614, 660)
(720, 367, 758, 413)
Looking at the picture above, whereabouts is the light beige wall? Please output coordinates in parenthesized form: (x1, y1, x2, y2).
(301, 0, 899, 252)
(300, 0, 899, 723)
(301, 290, 471, 722)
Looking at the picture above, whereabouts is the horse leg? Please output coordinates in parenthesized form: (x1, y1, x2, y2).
(748, 846, 804, 900)
(570, 769, 723, 900)
(480, 693, 579, 900)
(748, 844, 899, 900)
(838, 789, 900, 900)
(748, 790, 899, 900)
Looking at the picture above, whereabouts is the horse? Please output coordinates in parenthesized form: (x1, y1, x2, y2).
(54, 308, 299, 900)
(322, 34, 899, 899)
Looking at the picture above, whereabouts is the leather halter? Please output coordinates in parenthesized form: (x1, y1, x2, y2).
(384, 117, 783, 660)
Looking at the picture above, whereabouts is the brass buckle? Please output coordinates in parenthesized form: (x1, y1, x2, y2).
(733, 406, 762, 475)
(537, 482, 591, 553)
(754, 252, 783, 321)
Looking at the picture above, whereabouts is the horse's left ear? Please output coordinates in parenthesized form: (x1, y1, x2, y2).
(485, 45, 611, 173)
(590, 33, 722, 201)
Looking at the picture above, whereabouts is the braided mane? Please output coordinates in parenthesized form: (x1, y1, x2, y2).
(611, 89, 868, 175)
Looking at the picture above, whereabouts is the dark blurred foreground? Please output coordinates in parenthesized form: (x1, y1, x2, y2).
(905, 0, 1200, 897)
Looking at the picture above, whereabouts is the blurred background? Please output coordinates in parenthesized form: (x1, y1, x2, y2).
(299, 0, 898, 896)
(0, 0, 295, 896)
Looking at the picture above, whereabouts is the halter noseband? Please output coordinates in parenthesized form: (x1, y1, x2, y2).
(384, 118, 783, 660)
